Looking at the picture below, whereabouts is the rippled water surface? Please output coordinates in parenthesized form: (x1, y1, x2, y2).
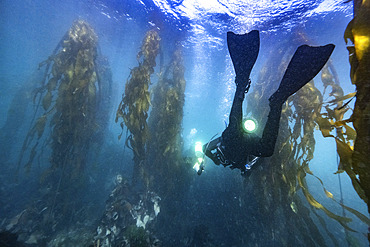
(0, 1, 367, 246)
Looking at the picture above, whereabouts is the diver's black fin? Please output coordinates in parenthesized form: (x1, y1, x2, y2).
(270, 44, 335, 105)
(227, 30, 260, 82)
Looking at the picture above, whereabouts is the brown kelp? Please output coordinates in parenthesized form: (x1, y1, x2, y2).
(342, 0, 370, 213)
(116, 30, 161, 185)
(147, 47, 188, 195)
(245, 43, 328, 245)
(15, 20, 110, 235)
(244, 32, 368, 245)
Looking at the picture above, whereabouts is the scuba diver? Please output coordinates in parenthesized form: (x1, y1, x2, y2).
(200, 30, 334, 175)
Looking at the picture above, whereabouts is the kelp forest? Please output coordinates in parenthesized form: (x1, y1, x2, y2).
(243, 0, 370, 244)
(1, 0, 370, 246)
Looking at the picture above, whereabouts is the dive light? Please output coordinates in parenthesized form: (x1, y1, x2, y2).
(194, 141, 205, 175)
(243, 117, 258, 133)
(194, 141, 203, 157)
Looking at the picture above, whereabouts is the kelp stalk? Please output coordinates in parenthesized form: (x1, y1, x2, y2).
(116, 30, 160, 185)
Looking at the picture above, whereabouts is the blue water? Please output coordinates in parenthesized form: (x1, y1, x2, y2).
(0, 0, 367, 246)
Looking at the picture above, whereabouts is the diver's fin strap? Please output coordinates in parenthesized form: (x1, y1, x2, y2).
(236, 78, 251, 99)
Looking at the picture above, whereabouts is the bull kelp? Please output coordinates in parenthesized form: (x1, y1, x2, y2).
(147, 48, 189, 195)
(15, 20, 110, 235)
(116, 30, 161, 185)
(244, 31, 368, 245)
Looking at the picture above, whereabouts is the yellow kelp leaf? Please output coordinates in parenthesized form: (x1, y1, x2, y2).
(353, 34, 369, 61)
(334, 169, 345, 175)
(344, 124, 356, 140)
(303, 188, 352, 223)
(335, 138, 353, 166)
(304, 190, 323, 209)
(333, 120, 347, 127)
(302, 162, 313, 175)
(163, 145, 171, 155)
(327, 92, 356, 104)
(297, 167, 306, 188)
(333, 108, 347, 121)
(324, 188, 333, 199)
(282, 174, 287, 183)
(315, 116, 334, 137)
(290, 201, 298, 214)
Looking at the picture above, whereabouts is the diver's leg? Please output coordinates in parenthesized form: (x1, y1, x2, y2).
(255, 102, 283, 157)
(228, 88, 243, 129)
(258, 44, 335, 157)
(269, 44, 335, 105)
(228, 81, 248, 130)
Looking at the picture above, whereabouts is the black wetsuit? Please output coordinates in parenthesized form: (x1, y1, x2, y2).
(202, 31, 334, 173)
(204, 80, 282, 171)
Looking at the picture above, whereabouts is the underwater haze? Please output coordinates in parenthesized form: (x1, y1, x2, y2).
(1, 0, 369, 246)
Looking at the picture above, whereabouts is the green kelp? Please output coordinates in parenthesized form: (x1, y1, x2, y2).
(147, 48, 189, 195)
(343, 0, 370, 213)
(116, 30, 161, 185)
(15, 20, 110, 235)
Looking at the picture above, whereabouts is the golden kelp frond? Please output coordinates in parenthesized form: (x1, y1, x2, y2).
(116, 29, 161, 184)
(297, 166, 355, 229)
(286, 81, 351, 225)
(344, 1, 370, 214)
(316, 62, 367, 205)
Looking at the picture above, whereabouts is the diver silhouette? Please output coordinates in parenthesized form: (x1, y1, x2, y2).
(202, 30, 335, 175)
